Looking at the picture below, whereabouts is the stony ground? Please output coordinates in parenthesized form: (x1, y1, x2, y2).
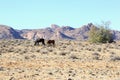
(0, 39, 120, 80)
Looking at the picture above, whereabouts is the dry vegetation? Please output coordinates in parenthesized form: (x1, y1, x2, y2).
(0, 39, 120, 80)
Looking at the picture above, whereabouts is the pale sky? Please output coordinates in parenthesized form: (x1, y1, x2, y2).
(0, 0, 120, 30)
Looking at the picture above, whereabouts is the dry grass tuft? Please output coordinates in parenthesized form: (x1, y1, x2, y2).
(0, 39, 120, 80)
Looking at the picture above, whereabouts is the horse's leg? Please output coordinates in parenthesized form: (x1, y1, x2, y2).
(36, 42, 38, 45)
(53, 41, 55, 47)
(35, 42, 39, 45)
(42, 41, 45, 45)
(54, 43, 55, 47)
(34, 41, 37, 45)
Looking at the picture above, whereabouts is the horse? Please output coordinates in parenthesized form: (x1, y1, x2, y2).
(47, 40, 55, 46)
(34, 38, 45, 46)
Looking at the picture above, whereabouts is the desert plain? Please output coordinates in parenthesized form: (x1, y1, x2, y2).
(0, 39, 120, 80)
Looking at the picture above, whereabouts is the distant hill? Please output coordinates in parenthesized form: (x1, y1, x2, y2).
(0, 25, 23, 39)
(0, 23, 120, 40)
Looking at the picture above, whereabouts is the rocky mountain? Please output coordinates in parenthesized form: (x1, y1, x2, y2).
(0, 23, 120, 40)
(0, 25, 23, 39)
(51, 31, 75, 40)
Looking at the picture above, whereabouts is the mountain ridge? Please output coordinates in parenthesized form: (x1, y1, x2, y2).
(0, 23, 120, 40)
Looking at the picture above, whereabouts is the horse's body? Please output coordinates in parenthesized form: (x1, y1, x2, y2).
(34, 38, 45, 45)
(47, 40, 55, 46)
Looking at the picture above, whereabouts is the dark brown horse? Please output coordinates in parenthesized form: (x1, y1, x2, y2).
(47, 40, 55, 46)
(34, 38, 45, 45)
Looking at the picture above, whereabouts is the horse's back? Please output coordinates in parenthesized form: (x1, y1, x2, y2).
(34, 38, 45, 45)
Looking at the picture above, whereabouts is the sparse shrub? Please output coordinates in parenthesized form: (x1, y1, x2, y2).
(85, 47, 92, 51)
(40, 49, 48, 54)
(62, 45, 67, 48)
(109, 46, 114, 49)
(35, 49, 41, 52)
(30, 55, 36, 58)
(9, 77, 16, 80)
(48, 72, 53, 75)
(24, 56, 30, 60)
(0, 67, 4, 71)
(88, 48, 92, 51)
(59, 51, 70, 56)
(19, 49, 27, 55)
(59, 52, 67, 56)
(70, 55, 79, 59)
(68, 78, 72, 80)
(7, 47, 15, 52)
(14, 49, 21, 53)
(89, 21, 114, 43)
(92, 52, 100, 56)
(53, 51, 57, 55)
(92, 52, 100, 60)
(103, 47, 107, 51)
(97, 48, 102, 52)
(47, 48, 53, 52)
(110, 56, 120, 61)
(110, 52, 116, 54)
(88, 25, 99, 43)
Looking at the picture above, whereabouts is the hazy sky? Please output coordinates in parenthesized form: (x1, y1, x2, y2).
(0, 0, 120, 30)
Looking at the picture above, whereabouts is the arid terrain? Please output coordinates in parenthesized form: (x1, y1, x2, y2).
(0, 39, 120, 80)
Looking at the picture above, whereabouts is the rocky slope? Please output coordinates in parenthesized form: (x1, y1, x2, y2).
(0, 25, 23, 39)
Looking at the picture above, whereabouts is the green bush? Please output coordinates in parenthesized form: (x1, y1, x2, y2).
(88, 23, 113, 43)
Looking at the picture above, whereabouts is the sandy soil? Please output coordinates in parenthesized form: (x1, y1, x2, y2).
(0, 39, 120, 80)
